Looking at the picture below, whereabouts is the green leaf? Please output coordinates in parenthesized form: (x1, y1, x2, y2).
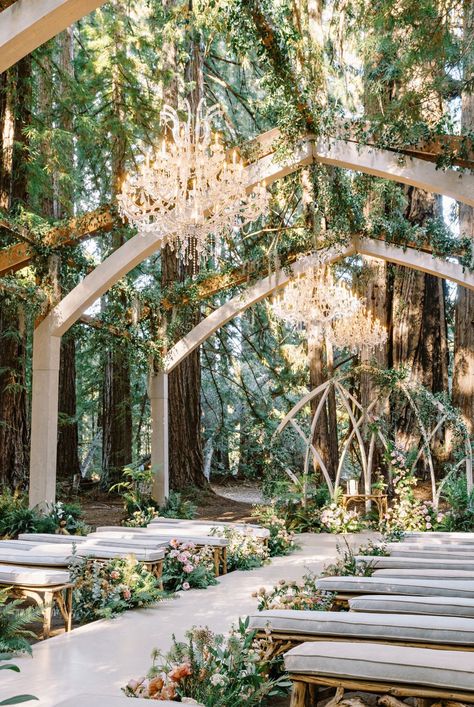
(0, 697, 39, 705)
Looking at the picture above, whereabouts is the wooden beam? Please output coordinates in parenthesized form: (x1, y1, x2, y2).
(0, 205, 114, 275)
(0, 0, 108, 74)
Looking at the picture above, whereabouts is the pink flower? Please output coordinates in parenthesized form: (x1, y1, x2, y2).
(110, 570, 120, 580)
(182, 581, 190, 590)
(170, 539, 180, 548)
(183, 564, 194, 573)
(122, 587, 132, 600)
(177, 553, 189, 562)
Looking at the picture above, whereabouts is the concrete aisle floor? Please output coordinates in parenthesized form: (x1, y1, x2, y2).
(2, 533, 373, 706)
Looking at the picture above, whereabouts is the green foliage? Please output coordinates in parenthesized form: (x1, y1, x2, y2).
(255, 572, 334, 612)
(124, 618, 290, 704)
(0, 656, 38, 705)
(162, 541, 218, 593)
(321, 540, 376, 577)
(68, 556, 163, 623)
(157, 491, 197, 520)
(251, 504, 296, 556)
(0, 590, 38, 656)
(0, 494, 88, 538)
(440, 473, 474, 531)
(265, 479, 330, 533)
(210, 527, 268, 571)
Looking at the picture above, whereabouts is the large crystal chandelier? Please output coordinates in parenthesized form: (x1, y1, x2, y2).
(272, 267, 362, 334)
(117, 99, 269, 264)
(272, 265, 387, 355)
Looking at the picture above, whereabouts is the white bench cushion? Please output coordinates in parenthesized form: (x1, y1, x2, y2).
(148, 518, 270, 538)
(86, 533, 169, 549)
(0, 545, 72, 566)
(77, 544, 165, 561)
(284, 641, 474, 692)
(356, 555, 474, 571)
(405, 532, 474, 543)
(96, 526, 228, 546)
(18, 533, 88, 544)
(316, 575, 474, 598)
(388, 543, 474, 559)
(0, 563, 70, 586)
(349, 594, 474, 618)
(249, 609, 474, 645)
(374, 568, 474, 580)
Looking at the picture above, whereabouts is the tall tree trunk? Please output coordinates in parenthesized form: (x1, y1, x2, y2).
(0, 58, 31, 489)
(161, 18, 205, 490)
(101, 7, 132, 484)
(453, 0, 474, 436)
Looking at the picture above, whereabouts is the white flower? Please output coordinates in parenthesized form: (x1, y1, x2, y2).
(210, 673, 226, 686)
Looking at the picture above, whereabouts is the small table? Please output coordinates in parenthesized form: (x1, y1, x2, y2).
(342, 493, 388, 519)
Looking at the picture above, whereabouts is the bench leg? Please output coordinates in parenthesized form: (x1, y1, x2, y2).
(221, 547, 227, 575)
(65, 586, 73, 632)
(213, 548, 220, 577)
(42, 590, 53, 640)
(290, 681, 310, 707)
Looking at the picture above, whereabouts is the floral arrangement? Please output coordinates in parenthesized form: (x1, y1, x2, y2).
(319, 502, 362, 533)
(69, 555, 163, 623)
(124, 507, 160, 528)
(210, 527, 269, 571)
(162, 540, 217, 592)
(251, 504, 296, 556)
(254, 573, 334, 611)
(123, 619, 289, 705)
(382, 446, 444, 533)
(321, 540, 376, 577)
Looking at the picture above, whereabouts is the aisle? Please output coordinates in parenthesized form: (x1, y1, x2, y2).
(2, 533, 372, 706)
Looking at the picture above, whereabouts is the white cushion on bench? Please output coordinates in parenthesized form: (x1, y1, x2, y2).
(86, 532, 169, 549)
(0, 544, 73, 566)
(355, 555, 474, 571)
(18, 533, 88, 544)
(349, 594, 474, 618)
(284, 641, 474, 692)
(405, 532, 474, 543)
(388, 543, 474, 559)
(0, 563, 70, 586)
(148, 518, 270, 538)
(374, 568, 474, 580)
(77, 544, 165, 561)
(316, 575, 474, 598)
(248, 609, 474, 645)
(96, 526, 228, 546)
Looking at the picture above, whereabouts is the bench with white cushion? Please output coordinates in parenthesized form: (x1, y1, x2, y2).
(387, 542, 474, 558)
(18, 533, 88, 544)
(315, 575, 474, 604)
(355, 554, 474, 571)
(373, 568, 474, 580)
(148, 517, 270, 540)
(0, 563, 72, 639)
(284, 641, 474, 706)
(96, 526, 229, 575)
(404, 531, 474, 543)
(248, 609, 474, 658)
(349, 594, 474, 618)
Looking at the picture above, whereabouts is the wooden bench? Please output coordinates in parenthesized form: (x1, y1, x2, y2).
(249, 609, 474, 660)
(0, 564, 73, 639)
(349, 593, 474, 618)
(284, 640, 474, 706)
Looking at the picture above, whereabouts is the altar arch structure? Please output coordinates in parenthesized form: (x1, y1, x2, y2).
(2, 0, 474, 508)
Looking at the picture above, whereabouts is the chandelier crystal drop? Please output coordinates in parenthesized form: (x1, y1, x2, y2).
(272, 264, 387, 355)
(117, 99, 269, 265)
(272, 267, 362, 334)
(330, 308, 388, 355)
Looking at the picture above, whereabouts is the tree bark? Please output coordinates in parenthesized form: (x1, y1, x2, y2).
(453, 0, 474, 435)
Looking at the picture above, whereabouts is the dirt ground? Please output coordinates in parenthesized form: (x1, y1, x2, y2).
(78, 479, 258, 530)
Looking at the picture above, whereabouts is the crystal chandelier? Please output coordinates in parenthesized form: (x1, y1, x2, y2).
(117, 99, 269, 264)
(272, 264, 387, 354)
(272, 266, 362, 334)
(330, 308, 388, 355)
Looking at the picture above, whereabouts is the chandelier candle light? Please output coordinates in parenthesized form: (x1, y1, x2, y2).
(273, 264, 387, 354)
(117, 99, 269, 265)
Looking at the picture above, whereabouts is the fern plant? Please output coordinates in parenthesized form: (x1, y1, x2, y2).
(0, 589, 38, 656)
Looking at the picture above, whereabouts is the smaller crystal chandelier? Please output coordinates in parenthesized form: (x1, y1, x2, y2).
(330, 308, 387, 355)
(272, 266, 362, 335)
(117, 99, 269, 265)
(272, 264, 387, 355)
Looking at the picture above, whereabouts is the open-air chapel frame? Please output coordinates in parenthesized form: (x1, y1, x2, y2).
(2, 0, 474, 508)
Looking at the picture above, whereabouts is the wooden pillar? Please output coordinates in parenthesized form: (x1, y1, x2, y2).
(149, 371, 169, 504)
(29, 322, 61, 508)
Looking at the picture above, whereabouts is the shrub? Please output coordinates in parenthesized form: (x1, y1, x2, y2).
(69, 556, 163, 623)
(210, 527, 268, 571)
(123, 618, 289, 705)
(440, 473, 474, 531)
(251, 504, 296, 556)
(162, 540, 218, 592)
(254, 573, 334, 611)
(266, 481, 329, 533)
(0, 493, 89, 538)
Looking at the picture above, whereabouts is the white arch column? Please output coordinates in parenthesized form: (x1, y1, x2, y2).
(149, 371, 169, 504)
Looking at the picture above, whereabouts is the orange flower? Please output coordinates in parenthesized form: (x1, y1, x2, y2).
(148, 676, 164, 696)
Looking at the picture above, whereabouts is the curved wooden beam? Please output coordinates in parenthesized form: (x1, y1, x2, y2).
(0, 0, 108, 74)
